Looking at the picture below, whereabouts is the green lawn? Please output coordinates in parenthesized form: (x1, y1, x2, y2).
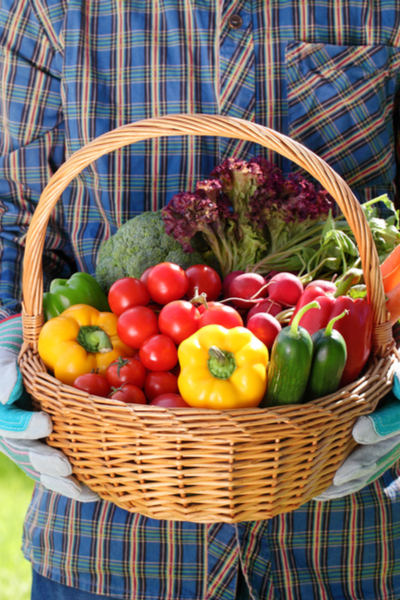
(0, 451, 34, 600)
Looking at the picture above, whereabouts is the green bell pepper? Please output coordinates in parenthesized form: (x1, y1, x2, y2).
(43, 272, 110, 321)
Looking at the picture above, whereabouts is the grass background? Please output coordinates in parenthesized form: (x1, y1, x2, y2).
(0, 452, 34, 600)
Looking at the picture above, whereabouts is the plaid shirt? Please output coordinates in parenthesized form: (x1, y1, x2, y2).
(1, 0, 400, 598)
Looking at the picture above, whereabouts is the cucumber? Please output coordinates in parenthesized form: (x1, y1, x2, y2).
(306, 310, 348, 400)
(262, 301, 319, 406)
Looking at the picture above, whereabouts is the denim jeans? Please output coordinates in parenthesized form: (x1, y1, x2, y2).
(31, 568, 252, 600)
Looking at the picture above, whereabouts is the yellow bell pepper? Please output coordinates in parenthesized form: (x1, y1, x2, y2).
(177, 324, 269, 409)
(38, 303, 135, 386)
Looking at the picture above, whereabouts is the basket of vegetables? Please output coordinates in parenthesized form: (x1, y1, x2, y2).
(19, 114, 399, 523)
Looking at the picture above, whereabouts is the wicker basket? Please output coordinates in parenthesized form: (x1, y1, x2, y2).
(19, 114, 398, 523)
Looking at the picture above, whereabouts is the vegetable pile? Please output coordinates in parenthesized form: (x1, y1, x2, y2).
(39, 156, 400, 411)
(38, 254, 392, 409)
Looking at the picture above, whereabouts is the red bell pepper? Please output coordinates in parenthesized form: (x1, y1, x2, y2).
(291, 285, 373, 387)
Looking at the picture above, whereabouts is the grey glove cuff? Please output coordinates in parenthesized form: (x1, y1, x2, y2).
(4, 438, 73, 477)
(40, 474, 100, 502)
(2, 437, 100, 502)
(313, 476, 370, 501)
(333, 434, 400, 486)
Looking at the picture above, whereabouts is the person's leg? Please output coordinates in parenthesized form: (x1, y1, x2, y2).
(32, 565, 252, 600)
(235, 563, 251, 600)
(31, 569, 121, 600)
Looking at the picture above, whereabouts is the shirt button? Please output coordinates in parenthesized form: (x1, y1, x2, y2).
(228, 14, 243, 29)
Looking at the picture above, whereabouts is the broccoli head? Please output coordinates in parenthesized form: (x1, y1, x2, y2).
(95, 210, 218, 292)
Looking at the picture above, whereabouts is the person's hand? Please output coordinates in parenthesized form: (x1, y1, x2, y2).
(314, 363, 400, 501)
(0, 315, 99, 502)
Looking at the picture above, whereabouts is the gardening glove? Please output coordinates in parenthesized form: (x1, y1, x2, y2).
(314, 362, 400, 501)
(0, 315, 99, 502)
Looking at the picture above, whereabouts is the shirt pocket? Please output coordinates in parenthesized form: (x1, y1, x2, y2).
(286, 41, 400, 195)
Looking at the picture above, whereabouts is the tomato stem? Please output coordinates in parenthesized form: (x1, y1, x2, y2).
(190, 286, 209, 308)
(109, 356, 131, 377)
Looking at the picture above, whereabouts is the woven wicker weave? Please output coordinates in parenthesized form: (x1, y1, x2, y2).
(19, 114, 398, 523)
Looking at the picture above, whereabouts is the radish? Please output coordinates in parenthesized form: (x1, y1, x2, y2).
(306, 279, 337, 294)
(264, 270, 279, 282)
(246, 298, 282, 324)
(267, 272, 304, 307)
(222, 270, 245, 298)
(228, 273, 268, 308)
(247, 312, 282, 349)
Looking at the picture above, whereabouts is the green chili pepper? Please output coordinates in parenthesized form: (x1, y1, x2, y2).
(306, 310, 348, 401)
(262, 300, 320, 407)
(43, 272, 110, 321)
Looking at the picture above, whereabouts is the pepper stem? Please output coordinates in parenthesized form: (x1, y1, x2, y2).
(324, 310, 349, 336)
(207, 346, 237, 379)
(77, 326, 113, 353)
(334, 268, 363, 297)
(290, 301, 321, 337)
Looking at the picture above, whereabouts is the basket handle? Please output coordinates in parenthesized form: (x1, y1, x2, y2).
(21, 114, 392, 355)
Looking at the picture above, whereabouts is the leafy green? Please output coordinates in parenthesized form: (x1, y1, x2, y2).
(162, 157, 333, 278)
(252, 194, 400, 280)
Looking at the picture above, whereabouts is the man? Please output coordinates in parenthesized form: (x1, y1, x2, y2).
(1, 1, 400, 598)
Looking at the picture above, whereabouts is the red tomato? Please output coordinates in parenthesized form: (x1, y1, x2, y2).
(149, 393, 190, 408)
(106, 356, 147, 389)
(169, 362, 181, 377)
(185, 265, 222, 302)
(117, 306, 159, 349)
(147, 262, 189, 305)
(110, 382, 147, 404)
(144, 371, 179, 401)
(140, 266, 154, 287)
(73, 373, 111, 397)
(158, 300, 201, 345)
(139, 334, 178, 371)
(199, 302, 243, 329)
(108, 277, 150, 316)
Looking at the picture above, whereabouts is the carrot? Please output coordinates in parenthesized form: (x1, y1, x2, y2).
(386, 279, 400, 325)
(381, 244, 400, 293)
(382, 268, 400, 294)
(381, 244, 400, 275)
